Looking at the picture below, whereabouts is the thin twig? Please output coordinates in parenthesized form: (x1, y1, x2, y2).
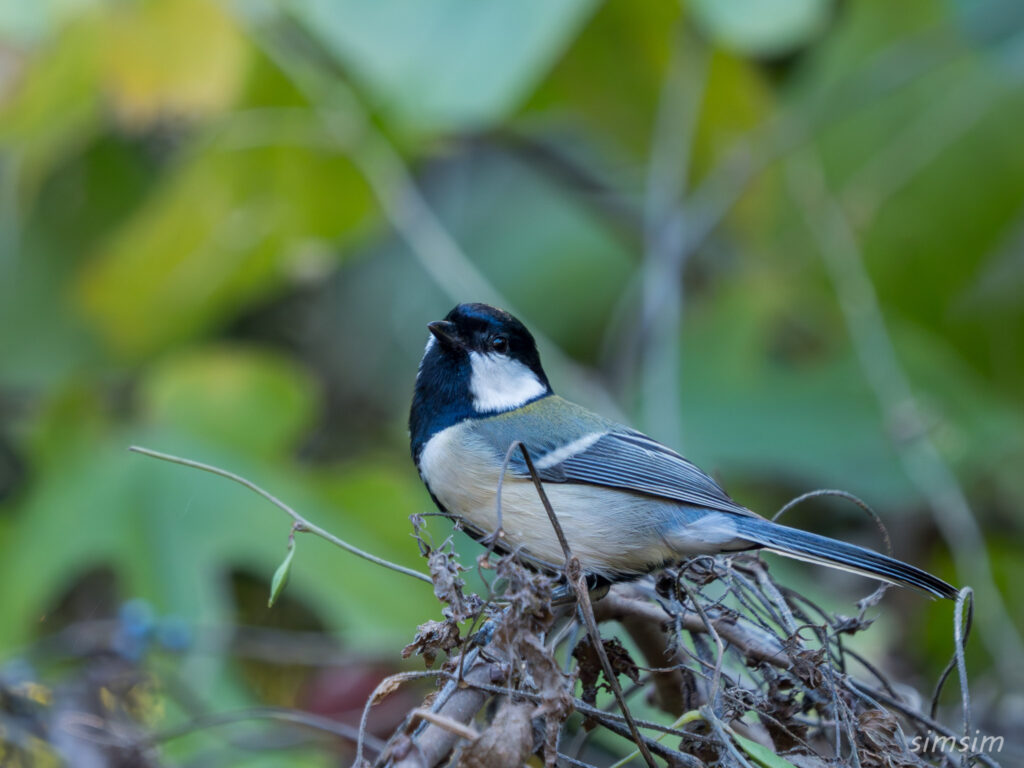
(354, 670, 446, 768)
(771, 488, 894, 558)
(848, 679, 1001, 768)
(408, 709, 478, 742)
(140, 707, 385, 752)
(129, 446, 431, 585)
(556, 751, 602, 768)
(676, 576, 726, 712)
(954, 588, 974, 762)
(386, 654, 497, 768)
(517, 444, 658, 768)
(592, 588, 791, 669)
(704, 708, 754, 768)
(490, 439, 522, 553)
(638, 22, 708, 448)
(248, 18, 628, 423)
(929, 587, 975, 768)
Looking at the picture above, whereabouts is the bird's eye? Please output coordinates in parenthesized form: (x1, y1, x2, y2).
(490, 335, 510, 355)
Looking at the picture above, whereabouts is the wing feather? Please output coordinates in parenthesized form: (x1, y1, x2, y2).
(513, 428, 756, 518)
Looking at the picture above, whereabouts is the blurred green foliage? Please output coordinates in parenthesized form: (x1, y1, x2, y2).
(1, 0, 1023, 763)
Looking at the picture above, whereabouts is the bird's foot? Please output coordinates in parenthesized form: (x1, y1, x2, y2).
(551, 578, 611, 606)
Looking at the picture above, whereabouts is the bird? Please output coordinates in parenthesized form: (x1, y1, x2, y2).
(409, 302, 957, 600)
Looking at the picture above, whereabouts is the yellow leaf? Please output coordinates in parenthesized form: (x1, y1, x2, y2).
(99, 0, 248, 126)
(16, 681, 53, 706)
(0, 16, 102, 196)
(76, 138, 375, 357)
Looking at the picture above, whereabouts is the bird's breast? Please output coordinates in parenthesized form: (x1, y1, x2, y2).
(417, 422, 684, 576)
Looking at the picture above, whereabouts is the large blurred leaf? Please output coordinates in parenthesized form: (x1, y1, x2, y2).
(0, 0, 249, 195)
(524, 0, 682, 157)
(247, 143, 636, 445)
(677, 282, 1024, 509)
(0, 133, 165, 388)
(0, 386, 434, 658)
(99, 0, 249, 127)
(678, 286, 918, 506)
(0, 245, 103, 389)
(690, 0, 833, 57)
(0, 0, 90, 44)
(141, 346, 319, 459)
(692, 48, 773, 179)
(0, 16, 102, 196)
(525, 1, 771, 188)
(76, 128, 377, 357)
(288, 0, 598, 136)
(420, 148, 635, 360)
(732, 1, 1024, 404)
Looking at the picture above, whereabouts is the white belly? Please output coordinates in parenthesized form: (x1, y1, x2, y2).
(418, 424, 689, 576)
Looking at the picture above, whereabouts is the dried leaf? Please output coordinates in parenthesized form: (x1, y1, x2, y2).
(457, 699, 534, 768)
(402, 619, 462, 668)
(572, 635, 638, 707)
(370, 675, 405, 707)
(856, 709, 929, 768)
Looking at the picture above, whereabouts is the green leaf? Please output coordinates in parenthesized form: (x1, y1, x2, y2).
(676, 286, 918, 506)
(690, 0, 833, 57)
(731, 730, 801, 768)
(0, 418, 435, 659)
(0, 0, 248, 192)
(267, 535, 296, 607)
(524, 0, 682, 157)
(0, 15, 102, 196)
(288, 0, 599, 136)
(76, 130, 376, 357)
(371, 149, 635, 363)
(140, 346, 319, 459)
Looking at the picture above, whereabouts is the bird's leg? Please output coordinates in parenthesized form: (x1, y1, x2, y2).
(551, 575, 611, 606)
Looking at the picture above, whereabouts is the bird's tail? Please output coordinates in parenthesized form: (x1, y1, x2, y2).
(731, 517, 957, 600)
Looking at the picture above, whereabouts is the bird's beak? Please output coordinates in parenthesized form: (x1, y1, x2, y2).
(428, 320, 463, 350)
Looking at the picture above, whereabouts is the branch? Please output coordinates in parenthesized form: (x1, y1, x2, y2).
(140, 706, 385, 752)
(408, 709, 478, 742)
(128, 446, 432, 585)
(385, 654, 497, 768)
(517, 443, 658, 768)
(592, 587, 791, 669)
(638, 21, 708, 449)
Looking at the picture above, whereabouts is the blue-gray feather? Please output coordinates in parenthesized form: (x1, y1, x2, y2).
(465, 395, 956, 599)
(471, 396, 752, 518)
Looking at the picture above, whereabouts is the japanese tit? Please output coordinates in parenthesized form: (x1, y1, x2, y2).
(409, 302, 956, 599)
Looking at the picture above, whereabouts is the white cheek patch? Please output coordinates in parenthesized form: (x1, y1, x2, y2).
(469, 351, 547, 413)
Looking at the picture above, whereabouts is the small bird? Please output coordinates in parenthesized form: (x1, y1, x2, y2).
(409, 303, 956, 599)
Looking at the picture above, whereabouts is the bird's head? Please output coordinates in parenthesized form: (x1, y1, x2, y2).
(417, 303, 552, 417)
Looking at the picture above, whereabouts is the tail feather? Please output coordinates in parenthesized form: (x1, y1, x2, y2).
(732, 518, 957, 600)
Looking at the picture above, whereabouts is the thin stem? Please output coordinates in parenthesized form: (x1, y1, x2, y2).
(128, 446, 431, 585)
(517, 444, 658, 768)
(141, 706, 385, 752)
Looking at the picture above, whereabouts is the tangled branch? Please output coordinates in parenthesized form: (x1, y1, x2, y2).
(124, 446, 991, 768)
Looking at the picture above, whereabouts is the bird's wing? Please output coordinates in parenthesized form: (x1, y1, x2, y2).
(495, 425, 757, 519)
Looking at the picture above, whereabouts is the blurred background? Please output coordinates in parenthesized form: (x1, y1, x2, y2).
(2, 0, 1024, 764)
